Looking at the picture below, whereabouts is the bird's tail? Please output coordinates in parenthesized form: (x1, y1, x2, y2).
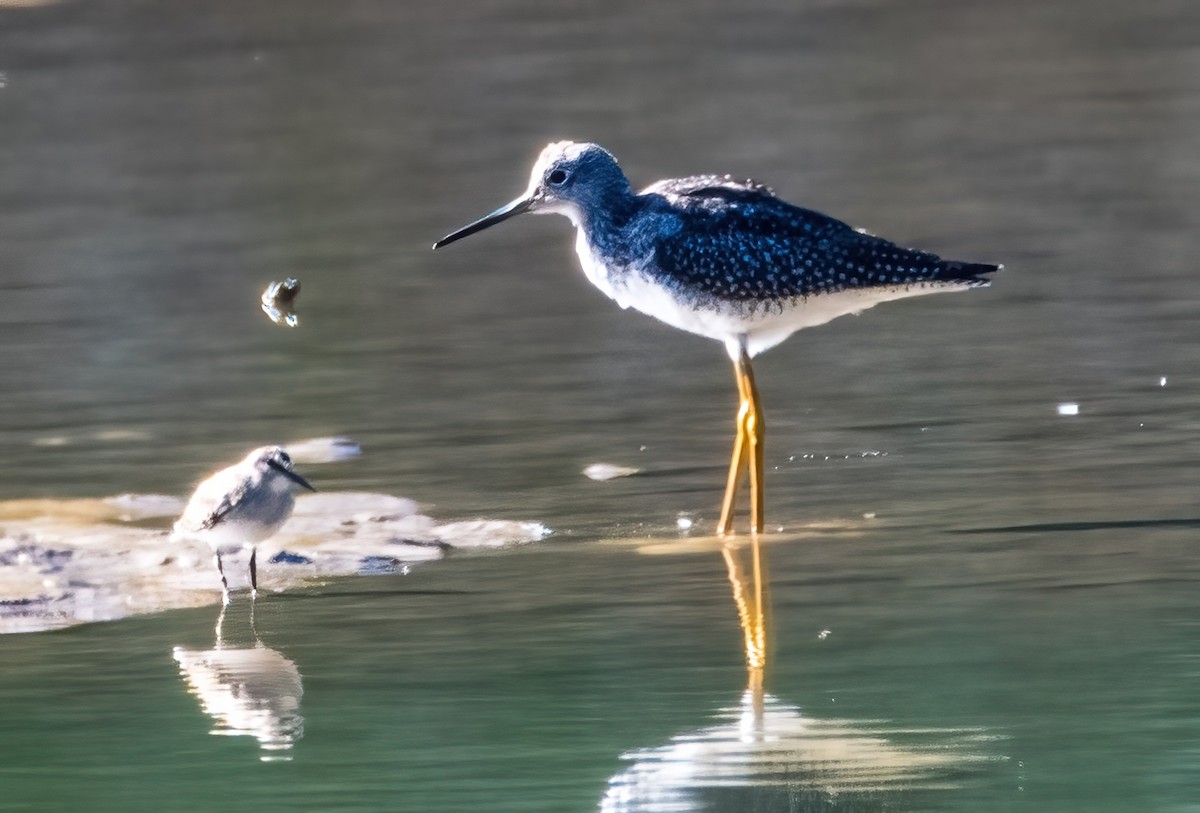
(937, 260, 1003, 285)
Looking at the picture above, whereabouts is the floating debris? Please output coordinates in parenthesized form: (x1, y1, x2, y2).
(284, 436, 361, 464)
(584, 463, 640, 481)
(1056, 402, 1080, 416)
(675, 514, 694, 531)
(261, 278, 301, 327)
(818, 629, 831, 640)
(0, 491, 550, 633)
(31, 428, 151, 448)
(94, 428, 150, 442)
(105, 493, 186, 521)
(270, 551, 313, 566)
(430, 519, 551, 548)
(358, 555, 405, 575)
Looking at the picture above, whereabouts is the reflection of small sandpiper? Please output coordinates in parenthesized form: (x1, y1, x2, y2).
(173, 604, 304, 760)
(261, 278, 301, 327)
(172, 446, 315, 605)
(435, 142, 1000, 535)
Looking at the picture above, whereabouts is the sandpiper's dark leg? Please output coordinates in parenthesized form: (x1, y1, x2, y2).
(214, 552, 230, 606)
(249, 546, 258, 600)
(740, 349, 766, 535)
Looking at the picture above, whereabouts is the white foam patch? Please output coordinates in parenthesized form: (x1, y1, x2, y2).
(0, 491, 550, 633)
(584, 463, 640, 481)
(283, 436, 362, 464)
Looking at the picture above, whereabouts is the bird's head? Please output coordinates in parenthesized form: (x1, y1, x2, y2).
(433, 141, 632, 248)
(250, 446, 316, 492)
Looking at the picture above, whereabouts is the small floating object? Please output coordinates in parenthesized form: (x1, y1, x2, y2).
(105, 493, 186, 520)
(94, 428, 150, 442)
(675, 514, 694, 531)
(270, 551, 313, 566)
(261, 278, 301, 327)
(358, 555, 405, 575)
(1056, 402, 1080, 416)
(583, 463, 640, 481)
(284, 436, 362, 464)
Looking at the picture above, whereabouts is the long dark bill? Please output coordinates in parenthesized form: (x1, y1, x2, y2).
(269, 460, 317, 492)
(432, 195, 533, 249)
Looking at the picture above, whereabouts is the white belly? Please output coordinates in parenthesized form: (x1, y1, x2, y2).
(573, 232, 972, 360)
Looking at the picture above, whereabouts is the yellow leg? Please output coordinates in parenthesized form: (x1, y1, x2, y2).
(717, 349, 765, 536)
(741, 351, 765, 535)
(717, 398, 749, 536)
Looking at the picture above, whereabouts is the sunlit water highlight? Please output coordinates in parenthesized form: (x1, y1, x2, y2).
(3, 0, 1200, 809)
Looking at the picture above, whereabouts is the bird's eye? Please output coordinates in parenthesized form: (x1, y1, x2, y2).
(278, 452, 291, 465)
(548, 169, 568, 185)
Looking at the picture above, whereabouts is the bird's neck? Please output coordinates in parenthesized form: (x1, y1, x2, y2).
(573, 187, 642, 262)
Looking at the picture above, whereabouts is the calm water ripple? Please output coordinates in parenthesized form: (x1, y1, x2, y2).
(2, 0, 1199, 810)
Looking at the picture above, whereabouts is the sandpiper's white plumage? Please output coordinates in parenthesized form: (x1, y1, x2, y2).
(173, 446, 315, 604)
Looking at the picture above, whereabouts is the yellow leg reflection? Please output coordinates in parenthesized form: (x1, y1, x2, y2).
(722, 532, 768, 671)
(717, 348, 765, 537)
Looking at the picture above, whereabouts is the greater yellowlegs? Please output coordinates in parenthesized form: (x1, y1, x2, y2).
(173, 446, 316, 604)
(434, 142, 1000, 535)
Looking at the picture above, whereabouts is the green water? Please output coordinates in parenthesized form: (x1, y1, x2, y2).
(3, 0, 1200, 808)
(2, 532, 1197, 810)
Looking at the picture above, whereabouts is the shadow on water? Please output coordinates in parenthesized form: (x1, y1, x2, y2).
(268, 587, 479, 601)
(172, 602, 304, 762)
(952, 518, 1200, 534)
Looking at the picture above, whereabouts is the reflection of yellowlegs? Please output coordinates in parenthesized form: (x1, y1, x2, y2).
(172, 446, 315, 604)
(600, 677, 989, 811)
(435, 142, 1000, 535)
(722, 538, 768, 671)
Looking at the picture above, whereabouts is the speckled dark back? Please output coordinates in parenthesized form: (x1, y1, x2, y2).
(639, 177, 998, 307)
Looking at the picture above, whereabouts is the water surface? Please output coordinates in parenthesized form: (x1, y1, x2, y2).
(2, 0, 1199, 809)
